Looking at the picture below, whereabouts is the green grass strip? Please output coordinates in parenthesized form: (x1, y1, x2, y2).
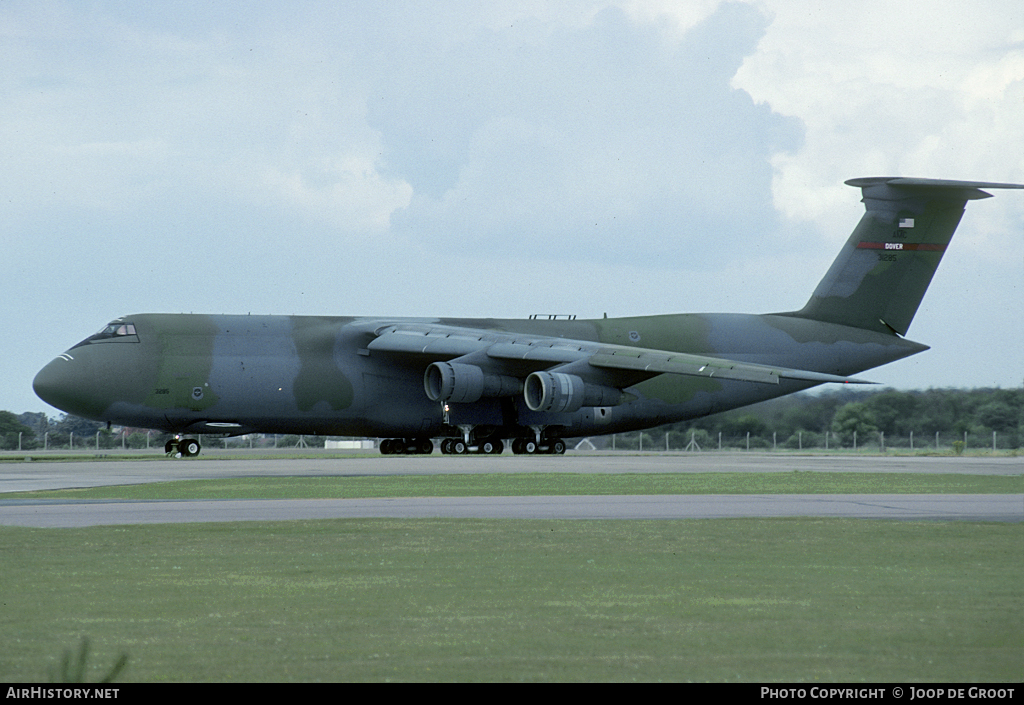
(2, 518, 1019, 682)
(10, 472, 1021, 501)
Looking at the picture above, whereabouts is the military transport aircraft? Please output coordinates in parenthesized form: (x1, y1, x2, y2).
(34, 177, 1023, 456)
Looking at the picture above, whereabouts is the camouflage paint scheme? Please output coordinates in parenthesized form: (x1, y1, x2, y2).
(33, 178, 1023, 454)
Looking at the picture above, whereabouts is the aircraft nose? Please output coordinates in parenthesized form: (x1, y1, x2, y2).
(33, 355, 103, 418)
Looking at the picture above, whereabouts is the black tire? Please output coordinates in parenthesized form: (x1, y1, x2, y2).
(181, 439, 201, 457)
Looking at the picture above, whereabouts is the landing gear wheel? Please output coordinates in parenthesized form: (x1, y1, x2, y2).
(550, 440, 566, 455)
(165, 439, 178, 455)
(440, 438, 453, 454)
(453, 440, 468, 455)
(180, 439, 201, 457)
(481, 439, 503, 455)
(512, 438, 537, 454)
(419, 439, 433, 455)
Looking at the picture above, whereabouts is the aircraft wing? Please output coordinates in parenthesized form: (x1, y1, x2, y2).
(584, 347, 867, 385)
(368, 322, 871, 389)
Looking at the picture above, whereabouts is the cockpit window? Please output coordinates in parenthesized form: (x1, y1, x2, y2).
(95, 322, 137, 339)
(70, 320, 139, 349)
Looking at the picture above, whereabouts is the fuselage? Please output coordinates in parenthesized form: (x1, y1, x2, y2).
(33, 311, 925, 440)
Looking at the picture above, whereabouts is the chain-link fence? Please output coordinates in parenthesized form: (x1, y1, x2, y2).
(595, 428, 1015, 452)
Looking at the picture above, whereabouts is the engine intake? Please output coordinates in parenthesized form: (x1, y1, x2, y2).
(424, 362, 522, 404)
(523, 371, 624, 413)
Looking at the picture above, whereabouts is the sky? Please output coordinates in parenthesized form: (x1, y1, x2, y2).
(3, 0, 1022, 416)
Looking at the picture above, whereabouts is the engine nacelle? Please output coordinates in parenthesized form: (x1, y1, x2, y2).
(523, 371, 624, 413)
(424, 362, 522, 404)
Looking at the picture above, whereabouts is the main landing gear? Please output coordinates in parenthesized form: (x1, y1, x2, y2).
(439, 437, 504, 455)
(378, 425, 567, 456)
(379, 438, 434, 455)
(510, 438, 566, 455)
(437, 437, 566, 455)
(377, 436, 566, 455)
(165, 436, 202, 458)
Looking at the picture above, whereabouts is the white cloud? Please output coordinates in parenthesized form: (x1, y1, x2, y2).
(261, 157, 413, 231)
(381, 3, 795, 268)
(1, 1, 415, 234)
(730, 0, 1024, 224)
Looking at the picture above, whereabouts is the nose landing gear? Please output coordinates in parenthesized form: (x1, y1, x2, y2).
(165, 437, 202, 458)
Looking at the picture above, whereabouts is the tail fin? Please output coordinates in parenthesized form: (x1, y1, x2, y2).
(783, 177, 1023, 336)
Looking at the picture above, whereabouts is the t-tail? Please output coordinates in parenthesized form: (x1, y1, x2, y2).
(782, 177, 1023, 336)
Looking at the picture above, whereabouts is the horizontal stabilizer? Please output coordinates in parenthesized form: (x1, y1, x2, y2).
(845, 177, 1024, 199)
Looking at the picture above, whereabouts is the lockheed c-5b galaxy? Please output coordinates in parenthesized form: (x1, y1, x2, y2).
(34, 177, 1023, 456)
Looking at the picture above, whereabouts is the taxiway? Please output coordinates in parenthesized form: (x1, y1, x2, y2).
(0, 453, 1019, 527)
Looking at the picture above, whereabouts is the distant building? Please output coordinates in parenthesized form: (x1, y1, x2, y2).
(325, 440, 376, 450)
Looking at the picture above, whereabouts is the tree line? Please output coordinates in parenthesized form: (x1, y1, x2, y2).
(2, 387, 1021, 451)
(607, 387, 1022, 451)
(0, 411, 138, 451)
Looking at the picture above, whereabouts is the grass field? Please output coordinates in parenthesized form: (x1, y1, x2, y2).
(2, 518, 1020, 682)
(2, 468, 1020, 682)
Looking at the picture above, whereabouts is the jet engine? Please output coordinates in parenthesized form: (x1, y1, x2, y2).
(523, 371, 624, 413)
(424, 361, 522, 404)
